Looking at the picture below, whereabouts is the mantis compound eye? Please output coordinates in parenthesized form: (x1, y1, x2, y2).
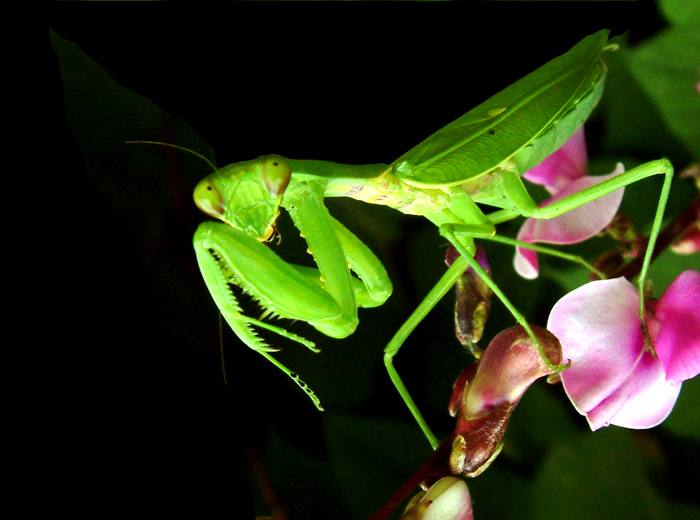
(193, 177, 226, 219)
(260, 155, 291, 197)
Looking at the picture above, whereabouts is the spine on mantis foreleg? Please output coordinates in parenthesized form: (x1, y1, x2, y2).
(195, 221, 346, 336)
(328, 216, 393, 308)
(193, 229, 276, 354)
(193, 226, 326, 410)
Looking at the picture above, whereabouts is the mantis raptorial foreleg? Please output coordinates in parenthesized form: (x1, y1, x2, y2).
(195, 221, 346, 333)
(385, 158, 674, 448)
(284, 180, 359, 338)
(195, 178, 392, 410)
(328, 217, 393, 308)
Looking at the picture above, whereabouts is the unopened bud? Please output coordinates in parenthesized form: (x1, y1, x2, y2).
(673, 165, 700, 254)
(401, 477, 473, 520)
(672, 214, 700, 255)
(445, 243, 493, 357)
(449, 325, 562, 477)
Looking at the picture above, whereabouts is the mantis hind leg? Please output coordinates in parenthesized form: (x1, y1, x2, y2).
(444, 160, 674, 375)
(503, 158, 674, 321)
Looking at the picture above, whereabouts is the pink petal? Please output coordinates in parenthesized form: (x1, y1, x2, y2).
(654, 270, 700, 384)
(513, 246, 539, 280)
(547, 277, 644, 417)
(514, 164, 625, 278)
(522, 164, 626, 245)
(523, 127, 588, 194)
(585, 350, 681, 430)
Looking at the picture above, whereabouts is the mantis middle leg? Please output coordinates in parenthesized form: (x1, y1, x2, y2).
(384, 193, 498, 449)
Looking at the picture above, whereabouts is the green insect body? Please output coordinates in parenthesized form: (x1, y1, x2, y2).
(187, 28, 674, 439)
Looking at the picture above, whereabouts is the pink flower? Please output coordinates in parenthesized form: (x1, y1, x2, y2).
(400, 477, 473, 520)
(514, 127, 626, 278)
(547, 270, 700, 430)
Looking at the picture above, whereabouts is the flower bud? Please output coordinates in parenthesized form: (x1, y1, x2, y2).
(672, 165, 700, 254)
(671, 221, 700, 254)
(445, 243, 493, 357)
(449, 325, 562, 477)
(401, 477, 473, 520)
(604, 213, 643, 259)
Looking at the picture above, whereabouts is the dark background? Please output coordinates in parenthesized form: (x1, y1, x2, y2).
(49, 3, 697, 519)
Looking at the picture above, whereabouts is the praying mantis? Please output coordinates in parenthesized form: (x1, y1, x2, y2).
(135, 29, 674, 449)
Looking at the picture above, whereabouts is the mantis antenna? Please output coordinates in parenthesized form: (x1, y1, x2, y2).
(126, 140, 219, 175)
(127, 139, 232, 386)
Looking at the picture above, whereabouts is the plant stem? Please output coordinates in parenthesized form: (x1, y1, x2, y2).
(369, 434, 455, 520)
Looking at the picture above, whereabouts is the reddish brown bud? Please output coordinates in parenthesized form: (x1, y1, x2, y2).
(445, 243, 493, 357)
(449, 325, 562, 477)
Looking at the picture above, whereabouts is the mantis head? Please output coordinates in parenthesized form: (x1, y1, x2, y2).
(125, 142, 291, 241)
(194, 155, 292, 241)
